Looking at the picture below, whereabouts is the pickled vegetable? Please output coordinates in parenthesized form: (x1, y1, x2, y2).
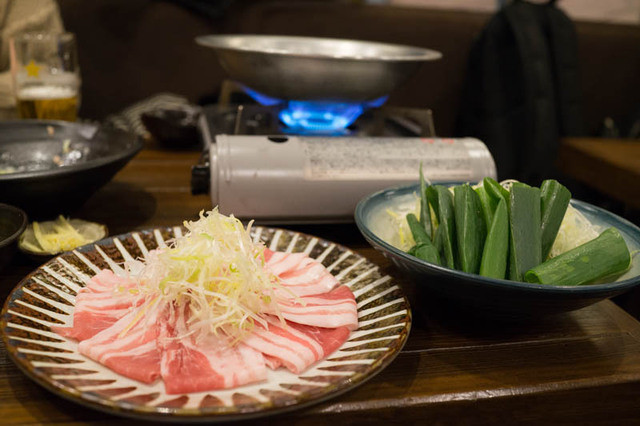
(19, 216, 107, 255)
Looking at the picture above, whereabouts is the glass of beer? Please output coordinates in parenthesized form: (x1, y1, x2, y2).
(10, 32, 80, 122)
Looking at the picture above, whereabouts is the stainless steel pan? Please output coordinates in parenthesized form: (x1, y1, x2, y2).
(196, 35, 441, 102)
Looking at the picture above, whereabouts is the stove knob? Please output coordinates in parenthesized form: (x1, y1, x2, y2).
(191, 164, 210, 195)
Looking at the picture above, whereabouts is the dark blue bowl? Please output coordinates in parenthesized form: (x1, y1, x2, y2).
(355, 183, 640, 317)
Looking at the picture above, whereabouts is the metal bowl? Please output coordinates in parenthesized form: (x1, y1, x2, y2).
(0, 120, 143, 218)
(195, 35, 442, 102)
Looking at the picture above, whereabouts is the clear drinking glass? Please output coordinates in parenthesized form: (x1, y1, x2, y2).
(9, 32, 81, 122)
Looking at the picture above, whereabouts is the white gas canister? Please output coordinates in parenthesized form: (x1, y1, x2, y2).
(205, 135, 496, 223)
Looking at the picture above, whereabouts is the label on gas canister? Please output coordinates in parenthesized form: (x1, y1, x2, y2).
(300, 137, 473, 181)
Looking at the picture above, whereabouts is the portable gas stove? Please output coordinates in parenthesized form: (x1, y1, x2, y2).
(191, 81, 496, 223)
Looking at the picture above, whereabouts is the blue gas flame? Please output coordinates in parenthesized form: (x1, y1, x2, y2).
(240, 84, 388, 132)
(280, 101, 361, 132)
(240, 85, 281, 106)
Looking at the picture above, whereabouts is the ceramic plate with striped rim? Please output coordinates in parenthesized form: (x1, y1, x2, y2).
(1, 226, 411, 422)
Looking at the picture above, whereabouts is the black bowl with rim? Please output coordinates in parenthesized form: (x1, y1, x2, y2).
(0, 203, 28, 273)
(0, 120, 143, 219)
(355, 183, 640, 317)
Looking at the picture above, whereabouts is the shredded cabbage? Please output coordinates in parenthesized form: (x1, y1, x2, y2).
(127, 208, 288, 343)
(548, 204, 601, 259)
(384, 193, 420, 251)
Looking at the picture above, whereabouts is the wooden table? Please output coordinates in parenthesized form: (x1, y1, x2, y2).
(3, 148, 640, 425)
(559, 137, 640, 209)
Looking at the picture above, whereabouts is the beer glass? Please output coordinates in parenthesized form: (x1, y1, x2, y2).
(10, 32, 81, 121)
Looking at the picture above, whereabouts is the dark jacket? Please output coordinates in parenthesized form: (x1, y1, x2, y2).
(456, 0, 584, 184)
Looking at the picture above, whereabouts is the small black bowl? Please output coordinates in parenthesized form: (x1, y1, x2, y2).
(0, 204, 28, 273)
(141, 106, 201, 149)
(0, 120, 143, 218)
(355, 183, 640, 318)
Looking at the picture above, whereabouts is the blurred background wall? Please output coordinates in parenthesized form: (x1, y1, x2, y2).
(56, 0, 639, 138)
(390, 0, 640, 24)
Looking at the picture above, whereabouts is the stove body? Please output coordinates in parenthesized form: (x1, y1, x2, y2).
(193, 86, 497, 223)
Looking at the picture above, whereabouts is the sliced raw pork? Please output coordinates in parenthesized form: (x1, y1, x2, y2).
(277, 285, 358, 330)
(53, 270, 142, 340)
(77, 298, 165, 384)
(56, 247, 358, 392)
(287, 322, 351, 361)
(264, 249, 340, 297)
(242, 316, 351, 374)
(160, 305, 268, 394)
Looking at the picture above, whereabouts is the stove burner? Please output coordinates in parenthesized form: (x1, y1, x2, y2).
(240, 84, 388, 132)
(280, 98, 388, 133)
(209, 79, 437, 137)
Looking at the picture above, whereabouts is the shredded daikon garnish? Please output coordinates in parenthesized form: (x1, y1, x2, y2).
(127, 209, 288, 343)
